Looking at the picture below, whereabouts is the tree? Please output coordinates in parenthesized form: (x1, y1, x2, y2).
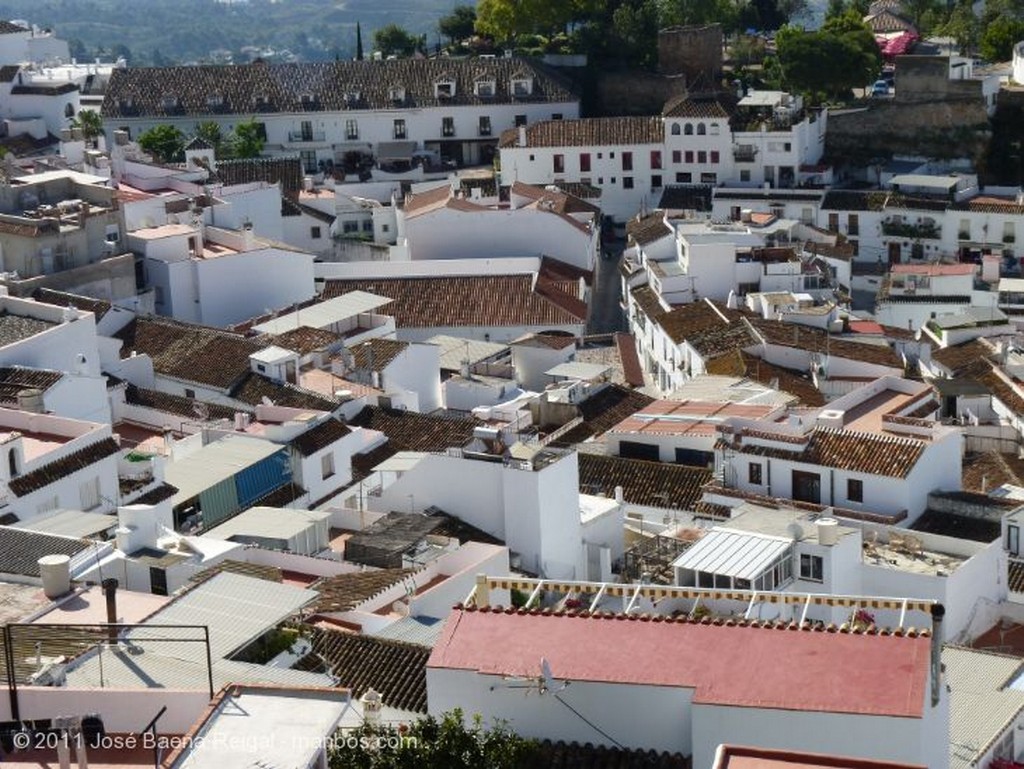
(230, 118, 264, 159)
(373, 23, 419, 57)
(356, 22, 364, 60)
(936, 1, 979, 55)
(328, 710, 539, 769)
(980, 15, 1024, 61)
(776, 14, 881, 102)
(71, 109, 103, 148)
(137, 124, 185, 163)
(439, 5, 478, 44)
(194, 121, 226, 157)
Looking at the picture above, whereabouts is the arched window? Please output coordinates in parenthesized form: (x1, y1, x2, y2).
(684, 124, 693, 136)
(671, 123, 681, 136)
(9, 449, 18, 478)
(64, 103, 75, 119)
(697, 123, 706, 135)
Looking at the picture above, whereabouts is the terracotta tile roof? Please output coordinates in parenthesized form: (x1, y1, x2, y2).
(102, 58, 575, 118)
(33, 288, 112, 319)
(0, 624, 105, 684)
(660, 301, 755, 354)
(722, 427, 926, 478)
(0, 526, 93, 576)
(962, 451, 1024, 493)
(0, 311, 57, 347)
(550, 384, 655, 445)
(350, 338, 409, 371)
(132, 483, 179, 506)
(310, 568, 416, 614)
(662, 94, 731, 118)
(658, 184, 713, 212)
(9, 437, 120, 497)
(114, 317, 261, 390)
(615, 332, 645, 387)
(630, 285, 667, 321)
(292, 417, 350, 457)
(124, 384, 237, 421)
(321, 274, 585, 328)
(951, 196, 1024, 215)
(213, 156, 304, 195)
(708, 351, 825, 406)
(512, 332, 577, 350)
(533, 740, 690, 769)
(269, 325, 341, 356)
(0, 366, 63, 402)
(0, 64, 20, 81)
(347, 405, 478, 453)
(430, 607, 931, 718)
(499, 116, 663, 149)
(626, 212, 672, 247)
(230, 371, 338, 411)
(188, 558, 283, 586)
(964, 360, 1024, 415)
(0, 219, 57, 239)
(751, 319, 905, 369)
(429, 510, 505, 546)
(509, 181, 601, 216)
(0, 20, 27, 34)
(307, 626, 430, 712)
(578, 454, 712, 510)
(1010, 560, 1024, 593)
(930, 338, 995, 375)
(403, 183, 453, 214)
(12, 83, 78, 96)
(821, 190, 889, 212)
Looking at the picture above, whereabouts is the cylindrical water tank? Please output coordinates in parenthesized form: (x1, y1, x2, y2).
(38, 554, 71, 599)
(817, 518, 839, 547)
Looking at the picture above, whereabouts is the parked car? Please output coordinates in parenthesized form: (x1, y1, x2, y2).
(871, 80, 890, 97)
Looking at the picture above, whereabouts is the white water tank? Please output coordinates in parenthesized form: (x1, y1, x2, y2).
(38, 554, 71, 599)
(17, 388, 45, 413)
(817, 518, 839, 547)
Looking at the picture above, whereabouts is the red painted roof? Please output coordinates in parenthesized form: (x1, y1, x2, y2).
(715, 745, 926, 769)
(848, 321, 886, 335)
(428, 609, 930, 718)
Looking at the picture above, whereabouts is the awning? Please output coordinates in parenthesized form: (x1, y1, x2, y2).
(672, 529, 791, 580)
(377, 141, 417, 161)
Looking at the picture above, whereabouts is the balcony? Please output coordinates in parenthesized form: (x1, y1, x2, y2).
(287, 130, 326, 143)
(733, 144, 758, 162)
(881, 220, 941, 240)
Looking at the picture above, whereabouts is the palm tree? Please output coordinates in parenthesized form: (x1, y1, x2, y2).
(71, 109, 103, 149)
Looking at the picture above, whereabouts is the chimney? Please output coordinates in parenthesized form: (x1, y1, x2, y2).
(517, 125, 527, 147)
(360, 688, 383, 727)
(614, 485, 624, 504)
(102, 578, 119, 645)
(930, 603, 944, 707)
(475, 573, 490, 608)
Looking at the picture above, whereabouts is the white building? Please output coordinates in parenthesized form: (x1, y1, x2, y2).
(499, 92, 827, 222)
(101, 58, 579, 173)
(130, 223, 315, 327)
(393, 180, 601, 273)
(426, 597, 948, 768)
(335, 337, 442, 413)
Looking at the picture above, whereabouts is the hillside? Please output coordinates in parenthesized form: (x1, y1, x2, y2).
(0, 0, 454, 65)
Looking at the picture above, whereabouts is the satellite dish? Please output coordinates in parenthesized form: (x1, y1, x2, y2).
(539, 657, 568, 695)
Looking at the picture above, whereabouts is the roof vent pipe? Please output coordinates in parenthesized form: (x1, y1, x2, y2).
(930, 603, 945, 707)
(102, 578, 119, 645)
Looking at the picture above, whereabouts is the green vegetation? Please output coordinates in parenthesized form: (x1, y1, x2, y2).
(373, 23, 426, 58)
(231, 118, 265, 159)
(138, 124, 186, 164)
(70, 109, 103, 147)
(328, 710, 539, 769)
(980, 16, 1024, 62)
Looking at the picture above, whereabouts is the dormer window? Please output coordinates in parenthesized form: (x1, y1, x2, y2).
(389, 85, 405, 103)
(253, 93, 269, 109)
(435, 78, 455, 99)
(207, 93, 224, 109)
(161, 93, 179, 110)
(344, 90, 360, 106)
(511, 77, 533, 97)
(119, 96, 134, 111)
(475, 79, 495, 98)
(300, 92, 317, 108)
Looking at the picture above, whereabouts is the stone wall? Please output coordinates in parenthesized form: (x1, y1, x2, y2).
(657, 24, 723, 86)
(593, 71, 688, 116)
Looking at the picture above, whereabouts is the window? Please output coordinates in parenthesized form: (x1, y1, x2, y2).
(672, 150, 681, 163)
(847, 478, 863, 503)
(478, 116, 492, 136)
(150, 567, 168, 596)
(321, 453, 336, 480)
(623, 176, 634, 189)
(799, 553, 824, 582)
(684, 124, 694, 135)
(382, 224, 390, 233)
(700, 172, 717, 184)
(7, 449, 17, 478)
(256, 363, 266, 372)
(697, 151, 707, 164)
(511, 78, 533, 96)
(792, 470, 821, 504)
(650, 151, 662, 170)
(553, 154, 565, 174)
(514, 114, 527, 127)
(311, 226, 322, 239)
(161, 93, 178, 110)
(671, 123, 681, 135)
(740, 170, 751, 182)
(697, 123, 706, 135)
(622, 152, 633, 171)
(362, 220, 373, 233)
(475, 79, 495, 97)
(651, 174, 662, 188)
(79, 477, 101, 511)
(676, 172, 692, 183)
(389, 86, 405, 102)
(684, 151, 694, 163)
(710, 151, 719, 164)
(1009, 524, 1020, 556)
(300, 150, 317, 173)
(848, 214, 859, 236)
(748, 462, 763, 485)
(828, 213, 839, 232)
(343, 221, 359, 234)
(579, 153, 591, 172)
(184, 388, 196, 399)
(552, 113, 563, 120)
(435, 79, 455, 98)
(345, 119, 358, 140)
(442, 117, 455, 137)
(64, 102, 75, 118)
(393, 119, 407, 139)
(299, 120, 314, 141)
